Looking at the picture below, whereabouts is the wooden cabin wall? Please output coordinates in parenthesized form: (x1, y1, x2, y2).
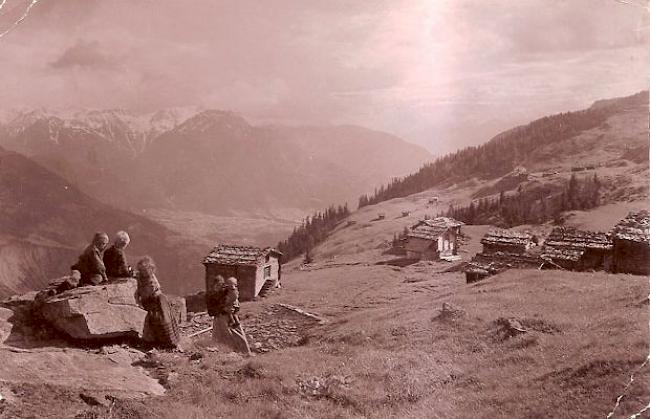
(613, 240, 650, 275)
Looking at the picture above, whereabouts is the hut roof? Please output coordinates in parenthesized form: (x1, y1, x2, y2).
(466, 251, 541, 273)
(412, 217, 464, 230)
(203, 244, 282, 266)
(612, 211, 650, 244)
(541, 227, 612, 263)
(481, 229, 534, 247)
(540, 247, 584, 262)
(543, 227, 612, 251)
(430, 217, 465, 228)
(408, 225, 449, 241)
(406, 217, 464, 242)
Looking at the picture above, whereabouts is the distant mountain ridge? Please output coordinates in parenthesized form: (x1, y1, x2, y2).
(0, 108, 431, 216)
(0, 107, 201, 153)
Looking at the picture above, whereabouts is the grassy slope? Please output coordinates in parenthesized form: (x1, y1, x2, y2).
(104, 203, 647, 418)
(111, 265, 649, 419)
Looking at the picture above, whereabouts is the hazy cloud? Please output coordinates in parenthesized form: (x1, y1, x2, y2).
(50, 40, 118, 69)
(0, 0, 647, 153)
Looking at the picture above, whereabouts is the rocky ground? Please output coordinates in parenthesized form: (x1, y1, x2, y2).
(182, 303, 324, 354)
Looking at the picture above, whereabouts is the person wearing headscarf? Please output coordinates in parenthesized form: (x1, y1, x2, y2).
(103, 231, 133, 280)
(211, 277, 251, 355)
(71, 232, 109, 286)
(135, 256, 181, 349)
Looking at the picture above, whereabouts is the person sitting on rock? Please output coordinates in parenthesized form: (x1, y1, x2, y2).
(135, 256, 181, 349)
(71, 232, 109, 286)
(211, 277, 251, 355)
(103, 230, 133, 280)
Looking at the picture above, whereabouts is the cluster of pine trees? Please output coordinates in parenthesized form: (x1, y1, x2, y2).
(277, 204, 350, 262)
(443, 173, 601, 227)
(358, 105, 617, 209)
(390, 226, 410, 251)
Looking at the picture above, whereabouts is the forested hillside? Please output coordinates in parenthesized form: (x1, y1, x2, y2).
(443, 173, 601, 227)
(358, 91, 648, 208)
(277, 204, 350, 262)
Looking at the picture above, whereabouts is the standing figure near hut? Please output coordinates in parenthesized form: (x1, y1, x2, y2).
(206, 274, 226, 316)
(103, 231, 133, 280)
(135, 256, 181, 349)
(210, 277, 251, 355)
(71, 232, 109, 286)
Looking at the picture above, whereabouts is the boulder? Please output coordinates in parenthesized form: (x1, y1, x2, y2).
(39, 279, 147, 340)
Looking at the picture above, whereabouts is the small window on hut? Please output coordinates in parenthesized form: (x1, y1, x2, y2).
(264, 266, 271, 277)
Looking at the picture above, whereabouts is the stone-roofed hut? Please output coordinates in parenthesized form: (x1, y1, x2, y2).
(202, 244, 282, 301)
(404, 217, 464, 261)
(541, 227, 612, 271)
(612, 211, 650, 275)
(481, 229, 537, 255)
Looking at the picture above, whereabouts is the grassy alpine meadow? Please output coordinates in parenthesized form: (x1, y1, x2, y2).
(112, 264, 649, 419)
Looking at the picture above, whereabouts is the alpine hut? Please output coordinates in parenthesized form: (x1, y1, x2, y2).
(541, 227, 612, 271)
(203, 244, 282, 301)
(404, 217, 464, 261)
(611, 211, 650, 275)
(481, 229, 537, 255)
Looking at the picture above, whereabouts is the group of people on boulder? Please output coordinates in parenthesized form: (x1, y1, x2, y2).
(38, 231, 253, 354)
(63, 231, 251, 354)
(65, 231, 181, 349)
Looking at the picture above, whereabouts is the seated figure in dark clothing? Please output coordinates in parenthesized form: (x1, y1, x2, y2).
(103, 231, 133, 280)
(71, 232, 109, 286)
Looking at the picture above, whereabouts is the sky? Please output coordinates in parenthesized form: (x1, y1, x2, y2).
(0, 0, 648, 154)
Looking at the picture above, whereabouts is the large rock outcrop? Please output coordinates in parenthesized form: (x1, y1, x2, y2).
(39, 279, 147, 340)
(0, 345, 165, 398)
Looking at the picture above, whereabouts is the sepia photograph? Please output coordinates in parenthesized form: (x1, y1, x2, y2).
(0, 0, 648, 417)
